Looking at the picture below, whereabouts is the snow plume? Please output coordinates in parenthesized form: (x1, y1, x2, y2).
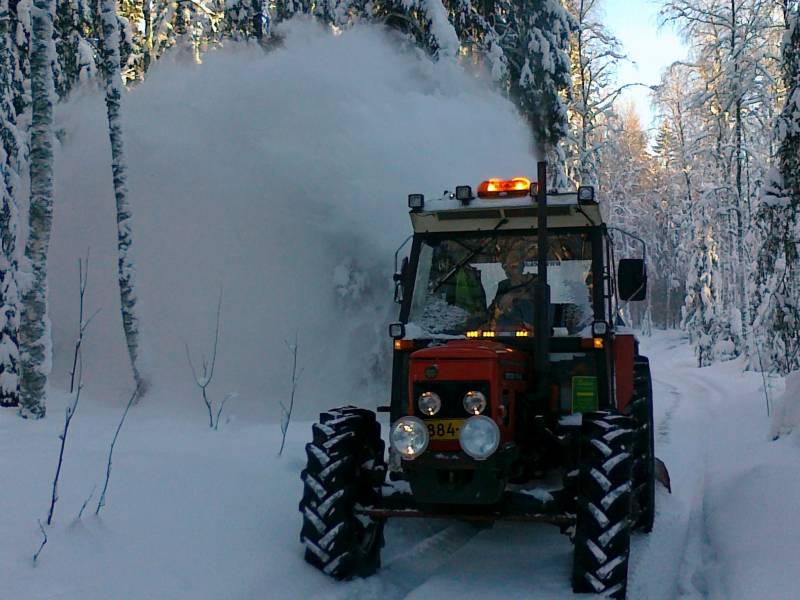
(49, 19, 535, 420)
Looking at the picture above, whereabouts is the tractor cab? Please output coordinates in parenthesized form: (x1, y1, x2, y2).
(389, 172, 644, 418)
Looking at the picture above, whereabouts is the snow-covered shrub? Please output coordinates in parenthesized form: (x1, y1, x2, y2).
(771, 370, 800, 440)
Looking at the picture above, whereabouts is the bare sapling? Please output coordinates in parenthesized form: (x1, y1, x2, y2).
(46, 255, 97, 527)
(755, 342, 773, 418)
(69, 251, 100, 393)
(96, 385, 138, 515)
(279, 331, 303, 456)
(33, 520, 47, 564)
(77, 485, 96, 521)
(185, 290, 235, 429)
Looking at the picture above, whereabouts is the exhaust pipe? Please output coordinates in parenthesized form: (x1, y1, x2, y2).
(534, 161, 551, 403)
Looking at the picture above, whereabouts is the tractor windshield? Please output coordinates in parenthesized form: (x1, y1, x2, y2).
(408, 233, 594, 337)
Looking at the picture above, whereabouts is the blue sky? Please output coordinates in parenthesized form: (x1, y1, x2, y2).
(603, 0, 688, 131)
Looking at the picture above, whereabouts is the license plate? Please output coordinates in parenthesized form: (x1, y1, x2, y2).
(425, 419, 464, 440)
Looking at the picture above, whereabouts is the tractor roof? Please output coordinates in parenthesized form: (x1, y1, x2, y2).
(409, 190, 605, 235)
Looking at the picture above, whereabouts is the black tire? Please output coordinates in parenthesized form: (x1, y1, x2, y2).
(629, 357, 655, 533)
(572, 411, 635, 598)
(299, 406, 386, 579)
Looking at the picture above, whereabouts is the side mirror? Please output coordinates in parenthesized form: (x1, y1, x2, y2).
(618, 258, 647, 301)
(394, 257, 409, 304)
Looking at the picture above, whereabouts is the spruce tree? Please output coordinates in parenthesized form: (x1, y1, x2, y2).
(8, 0, 31, 115)
(683, 213, 719, 367)
(505, 0, 573, 158)
(449, 0, 508, 81)
(53, 0, 95, 98)
(223, 0, 269, 42)
(151, 0, 222, 63)
(373, 0, 460, 59)
(750, 9, 800, 374)
(118, 0, 147, 79)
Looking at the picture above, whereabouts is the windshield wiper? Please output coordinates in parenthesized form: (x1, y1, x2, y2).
(431, 218, 508, 294)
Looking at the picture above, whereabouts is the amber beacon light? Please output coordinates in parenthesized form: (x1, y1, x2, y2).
(477, 177, 534, 199)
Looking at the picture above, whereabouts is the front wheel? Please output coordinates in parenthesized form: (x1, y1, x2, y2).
(299, 407, 386, 579)
(572, 411, 635, 598)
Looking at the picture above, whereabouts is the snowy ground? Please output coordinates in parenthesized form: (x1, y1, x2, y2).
(2, 330, 797, 599)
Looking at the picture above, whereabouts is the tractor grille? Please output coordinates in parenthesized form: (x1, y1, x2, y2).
(412, 381, 490, 419)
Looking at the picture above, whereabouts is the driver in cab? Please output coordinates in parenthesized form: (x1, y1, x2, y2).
(489, 249, 536, 328)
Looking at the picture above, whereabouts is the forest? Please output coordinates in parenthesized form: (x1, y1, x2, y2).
(2, 0, 799, 420)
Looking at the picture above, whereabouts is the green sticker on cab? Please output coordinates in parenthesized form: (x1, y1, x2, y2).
(572, 376, 598, 413)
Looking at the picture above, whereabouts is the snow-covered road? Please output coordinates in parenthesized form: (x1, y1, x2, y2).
(2, 331, 797, 599)
(329, 331, 795, 600)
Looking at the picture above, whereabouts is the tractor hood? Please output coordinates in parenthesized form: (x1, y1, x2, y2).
(408, 340, 528, 386)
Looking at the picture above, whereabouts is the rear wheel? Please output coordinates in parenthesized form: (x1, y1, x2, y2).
(572, 411, 635, 598)
(299, 406, 386, 579)
(629, 357, 655, 532)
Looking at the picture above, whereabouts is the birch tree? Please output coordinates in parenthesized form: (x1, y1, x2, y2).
(652, 63, 707, 335)
(564, 0, 627, 186)
(19, 0, 56, 419)
(0, 0, 21, 407)
(98, 0, 144, 394)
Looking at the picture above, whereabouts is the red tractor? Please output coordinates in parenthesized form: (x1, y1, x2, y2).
(299, 162, 663, 598)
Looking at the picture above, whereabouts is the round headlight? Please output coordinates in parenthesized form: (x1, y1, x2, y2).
(459, 415, 500, 460)
(390, 416, 429, 460)
(463, 390, 487, 415)
(418, 391, 442, 416)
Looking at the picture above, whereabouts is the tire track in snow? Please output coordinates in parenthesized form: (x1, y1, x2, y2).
(668, 368, 724, 600)
(654, 365, 721, 600)
(330, 521, 482, 600)
(377, 522, 483, 599)
(627, 338, 717, 600)
(653, 376, 682, 444)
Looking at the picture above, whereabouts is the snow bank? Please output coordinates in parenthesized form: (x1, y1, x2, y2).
(771, 370, 800, 440)
(624, 332, 800, 600)
(49, 19, 535, 418)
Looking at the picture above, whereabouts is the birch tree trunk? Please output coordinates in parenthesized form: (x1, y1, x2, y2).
(99, 0, 143, 395)
(0, 0, 21, 407)
(19, 0, 56, 419)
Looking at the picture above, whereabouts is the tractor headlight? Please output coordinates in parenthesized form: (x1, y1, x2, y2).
(462, 390, 487, 415)
(418, 391, 441, 416)
(390, 416, 429, 460)
(459, 415, 500, 460)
